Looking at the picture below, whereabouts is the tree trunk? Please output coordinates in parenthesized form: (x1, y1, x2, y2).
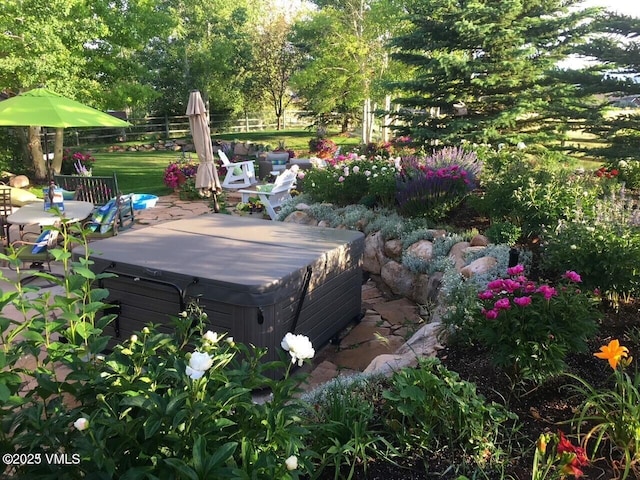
(28, 126, 47, 182)
(52, 127, 64, 174)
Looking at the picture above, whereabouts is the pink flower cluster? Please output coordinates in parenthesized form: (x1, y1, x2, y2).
(479, 265, 582, 320)
(418, 164, 471, 185)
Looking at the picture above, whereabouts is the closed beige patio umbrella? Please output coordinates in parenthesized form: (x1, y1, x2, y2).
(186, 90, 221, 211)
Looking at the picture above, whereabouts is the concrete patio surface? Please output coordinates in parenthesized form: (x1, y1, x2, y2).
(1, 192, 424, 393)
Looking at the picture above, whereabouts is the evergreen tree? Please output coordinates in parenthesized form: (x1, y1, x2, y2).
(575, 13, 640, 160)
(388, 0, 600, 146)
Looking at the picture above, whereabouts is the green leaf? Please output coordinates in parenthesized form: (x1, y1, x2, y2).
(143, 417, 163, 439)
(163, 459, 198, 480)
(72, 266, 97, 280)
(20, 330, 46, 343)
(0, 382, 11, 403)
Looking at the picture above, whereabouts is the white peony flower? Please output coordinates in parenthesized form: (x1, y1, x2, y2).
(203, 330, 220, 344)
(186, 351, 214, 380)
(516, 142, 526, 149)
(281, 333, 315, 366)
(352, 165, 360, 174)
(364, 170, 371, 177)
(74, 417, 89, 431)
(285, 455, 298, 471)
(343, 167, 350, 176)
(130, 334, 138, 343)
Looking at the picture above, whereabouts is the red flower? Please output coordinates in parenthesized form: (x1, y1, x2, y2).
(557, 431, 589, 477)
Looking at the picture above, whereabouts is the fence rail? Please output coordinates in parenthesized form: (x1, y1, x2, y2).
(65, 111, 313, 146)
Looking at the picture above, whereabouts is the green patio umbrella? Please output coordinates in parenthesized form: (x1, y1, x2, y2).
(0, 87, 130, 179)
(0, 88, 130, 128)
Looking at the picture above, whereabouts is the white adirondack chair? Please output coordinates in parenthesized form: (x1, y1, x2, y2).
(238, 166, 299, 220)
(218, 150, 257, 189)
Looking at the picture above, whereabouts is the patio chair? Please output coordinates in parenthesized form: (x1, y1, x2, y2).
(218, 150, 257, 189)
(8, 228, 61, 285)
(82, 194, 135, 238)
(238, 166, 299, 221)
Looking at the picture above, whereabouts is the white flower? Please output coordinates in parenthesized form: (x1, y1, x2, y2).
(130, 334, 138, 343)
(179, 311, 188, 318)
(285, 455, 298, 471)
(281, 333, 315, 366)
(203, 330, 220, 344)
(352, 165, 360, 174)
(516, 142, 526, 150)
(364, 170, 371, 177)
(619, 160, 628, 168)
(225, 336, 234, 345)
(498, 143, 505, 150)
(142, 327, 151, 334)
(186, 351, 214, 380)
(74, 417, 89, 431)
(343, 167, 350, 176)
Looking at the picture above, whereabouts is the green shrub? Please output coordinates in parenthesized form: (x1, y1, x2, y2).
(477, 161, 601, 239)
(485, 221, 522, 245)
(542, 196, 640, 305)
(301, 374, 393, 479)
(382, 358, 516, 469)
(300, 156, 397, 207)
(607, 159, 640, 190)
(472, 265, 600, 384)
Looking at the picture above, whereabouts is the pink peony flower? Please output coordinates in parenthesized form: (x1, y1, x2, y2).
(478, 290, 494, 300)
(494, 298, 511, 310)
(537, 285, 557, 300)
(563, 270, 582, 283)
(482, 308, 499, 320)
(514, 296, 532, 307)
(507, 264, 524, 276)
(338, 176, 345, 183)
(487, 279, 506, 291)
(503, 279, 521, 293)
(523, 281, 537, 293)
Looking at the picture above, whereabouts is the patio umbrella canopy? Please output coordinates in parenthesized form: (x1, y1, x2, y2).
(0, 88, 131, 180)
(186, 90, 222, 208)
(0, 88, 131, 128)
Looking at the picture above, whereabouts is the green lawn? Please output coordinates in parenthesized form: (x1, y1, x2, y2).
(91, 150, 176, 196)
(86, 129, 361, 196)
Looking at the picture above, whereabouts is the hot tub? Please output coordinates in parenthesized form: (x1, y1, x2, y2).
(79, 215, 364, 368)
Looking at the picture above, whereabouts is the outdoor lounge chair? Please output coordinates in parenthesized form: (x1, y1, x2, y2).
(238, 166, 299, 221)
(218, 150, 257, 189)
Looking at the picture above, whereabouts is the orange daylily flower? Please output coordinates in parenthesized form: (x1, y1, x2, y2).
(594, 339, 629, 370)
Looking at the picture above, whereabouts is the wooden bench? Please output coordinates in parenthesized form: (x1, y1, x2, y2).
(53, 173, 134, 234)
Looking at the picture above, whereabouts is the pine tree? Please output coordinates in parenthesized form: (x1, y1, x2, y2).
(575, 13, 640, 160)
(388, 0, 600, 146)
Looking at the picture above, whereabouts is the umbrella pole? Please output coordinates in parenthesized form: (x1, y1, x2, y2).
(212, 192, 220, 213)
(43, 127, 52, 183)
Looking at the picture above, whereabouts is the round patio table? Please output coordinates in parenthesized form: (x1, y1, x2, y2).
(7, 200, 94, 242)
